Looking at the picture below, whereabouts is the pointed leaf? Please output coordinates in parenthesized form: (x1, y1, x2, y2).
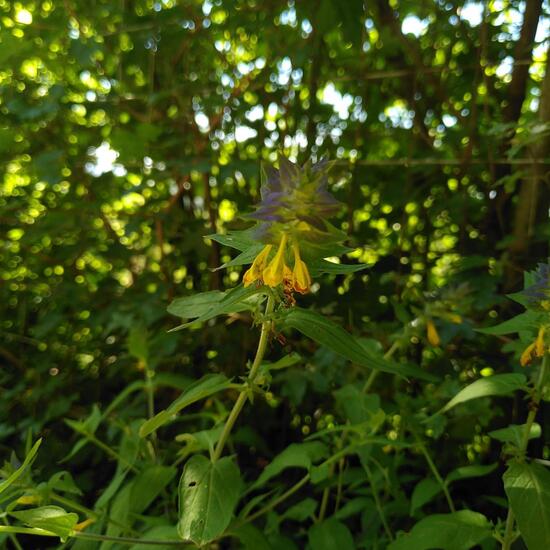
(139, 374, 232, 437)
(10, 506, 78, 541)
(283, 308, 438, 382)
(388, 510, 492, 550)
(177, 455, 242, 545)
(440, 374, 527, 414)
(504, 462, 550, 550)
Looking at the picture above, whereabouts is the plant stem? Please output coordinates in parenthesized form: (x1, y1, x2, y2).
(317, 463, 335, 523)
(242, 474, 310, 524)
(212, 295, 275, 462)
(2, 518, 23, 550)
(413, 432, 456, 513)
(362, 341, 399, 394)
(502, 353, 548, 550)
(364, 462, 394, 541)
(0, 526, 192, 547)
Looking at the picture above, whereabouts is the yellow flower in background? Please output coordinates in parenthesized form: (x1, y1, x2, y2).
(520, 326, 547, 366)
(426, 319, 440, 347)
(292, 244, 311, 294)
(243, 244, 272, 287)
(263, 234, 288, 288)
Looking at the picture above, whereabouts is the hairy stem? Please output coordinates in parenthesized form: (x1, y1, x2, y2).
(212, 295, 274, 462)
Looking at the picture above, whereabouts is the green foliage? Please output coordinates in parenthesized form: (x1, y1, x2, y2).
(389, 510, 493, 550)
(1, 0, 549, 548)
(177, 455, 243, 545)
(503, 462, 550, 550)
(439, 373, 527, 413)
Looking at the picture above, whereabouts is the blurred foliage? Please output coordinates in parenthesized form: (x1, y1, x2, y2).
(0, 0, 549, 548)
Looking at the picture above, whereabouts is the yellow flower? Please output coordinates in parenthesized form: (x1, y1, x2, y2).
(426, 319, 440, 347)
(520, 326, 547, 366)
(263, 234, 288, 287)
(520, 341, 537, 367)
(292, 244, 311, 294)
(243, 244, 272, 287)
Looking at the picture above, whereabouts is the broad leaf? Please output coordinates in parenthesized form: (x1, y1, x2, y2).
(334, 384, 381, 425)
(504, 462, 550, 550)
(439, 373, 527, 414)
(445, 463, 498, 485)
(488, 423, 541, 447)
(139, 374, 232, 437)
(10, 506, 78, 541)
(178, 455, 242, 545)
(168, 285, 266, 331)
(308, 518, 355, 550)
(205, 231, 256, 251)
(477, 311, 542, 335)
(283, 308, 438, 382)
(388, 510, 492, 550)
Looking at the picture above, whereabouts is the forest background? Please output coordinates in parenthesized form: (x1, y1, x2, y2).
(1, 0, 550, 548)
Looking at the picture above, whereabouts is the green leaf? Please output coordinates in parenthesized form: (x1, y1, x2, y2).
(477, 311, 542, 335)
(130, 466, 177, 514)
(177, 455, 243, 545)
(139, 374, 232, 437)
(445, 463, 498, 485)
(168, 285, 266, 331)
(282, 498, 318, 522)
(504, 462, 550, 550)
(205, 230, 257, 251)
(388, 510, 492, 550)
(46, 471, 82, 495)
(410, 478, 442, 515)
(0, 439, 41, 496)
(334, 384, 381, 425)
(213, 244, 264, 271)
(129, 526, 180, 550)
(10, 506, 78, 541)
(488, 423, 541, 446)
(251, 442, 327, 489)
(439, 373, 527, 414)
(308, 518, 355, 550)
(283, 308, 438, 382)
(167, 291, 227, 319)
(229, 524, 272, 550)
(308, 259, 368, 276)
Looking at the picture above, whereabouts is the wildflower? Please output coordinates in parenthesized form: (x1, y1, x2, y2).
(520, 326, 547, 366)
(263, 234, 288, 287)
(241, 156, 344, 295)
(292, 243, 311, 294)
(243, 244, 272, 287)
